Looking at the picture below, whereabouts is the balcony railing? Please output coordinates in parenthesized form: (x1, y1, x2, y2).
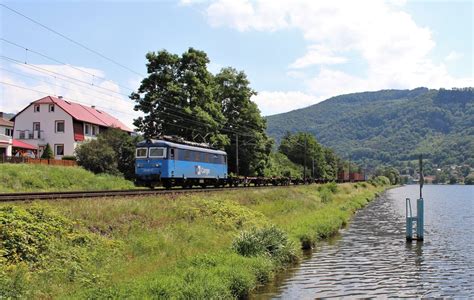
(17, 130, 45, 140)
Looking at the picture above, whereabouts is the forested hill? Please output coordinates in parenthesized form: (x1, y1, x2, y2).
(266, 88, 474, 172)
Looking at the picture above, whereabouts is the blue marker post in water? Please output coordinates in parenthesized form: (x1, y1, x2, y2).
(406, 155, 424, 241)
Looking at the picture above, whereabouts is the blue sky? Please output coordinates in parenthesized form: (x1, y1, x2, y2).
(1, 0, 472, 128)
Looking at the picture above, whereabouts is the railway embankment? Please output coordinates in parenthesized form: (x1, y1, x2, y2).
(0, 163, 135, 192)
(0, 177, 391, 298)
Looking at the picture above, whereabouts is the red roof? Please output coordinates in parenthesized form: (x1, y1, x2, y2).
(18, 96, 132, 132)
(12, 139, 37, 150)
(0, 118, 13, 127)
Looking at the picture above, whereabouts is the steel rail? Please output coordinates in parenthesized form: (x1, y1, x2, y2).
(0, 185, 297, 202)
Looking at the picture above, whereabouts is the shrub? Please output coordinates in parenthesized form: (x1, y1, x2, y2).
(74, 128, 139, 179)
(465, 174, 474, 185)
(41, 143, 54, 159)
(61, 155, 76, 161)
(317, 182, 338, 203)
(319, 188, 333, 203)
(0, 205, 120, 296)
(232, 226, 298, 265)
(325, 182, 338, 193)
(369, 176, 391, 186)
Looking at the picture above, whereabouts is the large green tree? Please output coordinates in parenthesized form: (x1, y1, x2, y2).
(214, 67, 272, 176)
(131, 48, 228, 147)
(132, 49, 272, 176)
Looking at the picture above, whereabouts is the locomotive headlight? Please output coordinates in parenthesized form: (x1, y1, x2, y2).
(136, 163, 143, 168)
(155, 163, 161, 167)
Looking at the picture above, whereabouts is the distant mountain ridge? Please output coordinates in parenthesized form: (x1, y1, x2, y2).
(266, 88, 474, 171)
(1, 113, 15, 120)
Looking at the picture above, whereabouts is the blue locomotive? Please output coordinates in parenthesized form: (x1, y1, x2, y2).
(135, 139, 228, 188)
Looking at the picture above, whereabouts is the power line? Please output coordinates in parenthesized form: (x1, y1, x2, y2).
(1, 38, 136, 92)
(1, 39, 261, 133)
(0, 81, 137, 121)
(0, 3, 145, 78)
(1, 58, 134, 103)
(1, 57, 260, 136)
(1, 55, 132, 99)
(0, 81, 257, 138)
(0, 66, 134, 110)
(0, 6, 263, 134)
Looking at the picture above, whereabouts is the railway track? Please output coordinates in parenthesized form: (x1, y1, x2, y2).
(0, 185, 295, 202)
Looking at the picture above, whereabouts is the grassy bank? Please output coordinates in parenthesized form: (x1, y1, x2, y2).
(0, 164, 135, 192)
(1, 177, 390, 298)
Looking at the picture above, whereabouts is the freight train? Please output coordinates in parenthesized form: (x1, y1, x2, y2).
(135, 138, 364, 188)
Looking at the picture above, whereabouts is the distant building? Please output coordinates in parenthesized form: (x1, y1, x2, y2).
(11, 96, 132, 159)
(0, 112, 14, 157)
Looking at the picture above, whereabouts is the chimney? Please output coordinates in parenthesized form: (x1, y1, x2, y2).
(58, 95, 63, 99)
(91, 105, 96, 109)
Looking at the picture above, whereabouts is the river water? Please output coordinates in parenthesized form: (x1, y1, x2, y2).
(254, 185, 474, 298)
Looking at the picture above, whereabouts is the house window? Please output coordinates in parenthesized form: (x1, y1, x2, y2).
(5, 128, 13, 136)
(33, 122, 41, 138)
(55, 144, 64, 156)
(84, 123, 90, 135)
(92, 125, 98, 136)
(55, 120, 65, 133)
(49, 104, 55, 112)
(19, 131, 25, 139)
(34, 104, 40, 112)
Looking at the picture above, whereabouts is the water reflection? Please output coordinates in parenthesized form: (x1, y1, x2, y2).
(253, 185, 473, 298)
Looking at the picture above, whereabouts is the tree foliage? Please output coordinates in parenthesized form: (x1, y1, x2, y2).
(374, 166, 401, 185)
(131, 48, 227, 147)
(215, 67, 272, 175)
(131, 49, 271, 176)
(278, 132, 343, 180)
(41, 143, 54, 159)
(267, 88, 474, 175)
(75, 128, 138, 179)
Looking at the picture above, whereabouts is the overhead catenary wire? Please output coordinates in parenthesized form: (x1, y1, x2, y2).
(1, 38, 137, 92)
(0, 81, 138, 121)
(1, 5, 264, 134)
(0, 3, 145, 78)
(1, 56, 262, 136)
(0, 55, 255, 135)
(0, 81, 258, 138)
(0, 66, 136, 110)
(1, 55, 133, 99)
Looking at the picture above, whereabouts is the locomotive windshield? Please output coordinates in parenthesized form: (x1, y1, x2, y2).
(149, 147, 166, 158)
(136, 148, 148, 158)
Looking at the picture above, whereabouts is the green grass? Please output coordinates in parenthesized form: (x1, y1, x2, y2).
(0, 163, 135, 192)
(0, 180, 389, 298)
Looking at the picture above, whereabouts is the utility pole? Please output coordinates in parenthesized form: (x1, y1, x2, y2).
(235, 134, 239, 176)
(419, 154, 423, 199)
(303, 135, 307, 183)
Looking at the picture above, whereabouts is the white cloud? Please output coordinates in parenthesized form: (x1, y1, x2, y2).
(251, 91, 319, 116)
(0, 63, 141, 129)
(445, 51, 463, 62)
(195, 0, 473, 113)
(206, 0, 289, 31)
(290, 45, 347, 68)
(305, 68, 372, 97)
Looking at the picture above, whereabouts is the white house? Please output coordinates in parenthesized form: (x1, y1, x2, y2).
(0, 112, 14, 157)
(11, 96, 132, 159)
